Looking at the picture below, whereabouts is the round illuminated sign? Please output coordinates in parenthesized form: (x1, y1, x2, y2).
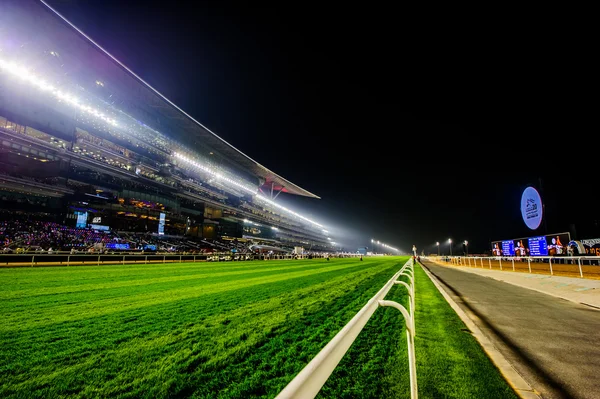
(520, 186, 543, 230)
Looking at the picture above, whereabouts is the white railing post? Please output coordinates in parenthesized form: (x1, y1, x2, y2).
(527, 258, 531, 273)
(512, 258, 515, 271)
(378, 300, 417, 399)
(194, 255, 196, 263)
(578, 257, 583, 278)
(394, 278, 415, 335)
(97, 255, 100, 266)
(145, 255, 148, 264)
(499, 258, 502, 270)
(489, 258, 491, 269)
(549, 257, 553, 275)
(122, 255, 125, 265)
(31, 255, 34, 267)
(180, 255, 182, 263)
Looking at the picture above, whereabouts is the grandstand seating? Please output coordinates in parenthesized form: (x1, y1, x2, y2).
(0, 0, 335, 256)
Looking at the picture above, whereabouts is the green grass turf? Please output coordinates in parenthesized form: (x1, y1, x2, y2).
(0, 258, 518, 398)
(0, 257, 405, 398)
(318, 262, 519, 399)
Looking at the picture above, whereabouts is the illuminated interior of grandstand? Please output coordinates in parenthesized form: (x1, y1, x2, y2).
(0, 0, 335, 255)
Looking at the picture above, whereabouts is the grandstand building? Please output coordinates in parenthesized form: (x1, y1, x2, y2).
(0, 0, 332, 253)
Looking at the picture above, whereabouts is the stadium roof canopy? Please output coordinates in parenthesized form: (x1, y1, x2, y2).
(1, 0, 319, 199)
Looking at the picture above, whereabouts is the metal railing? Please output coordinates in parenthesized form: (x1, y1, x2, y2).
(430, 255, 600, 278)
(275, 258, 418, 399)
(0, 252, 367, 267)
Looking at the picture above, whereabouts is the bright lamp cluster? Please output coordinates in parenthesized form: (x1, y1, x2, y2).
(370, 239, 399, 252)
(0, 58, 118, 127)
(174, 152, 258, 194)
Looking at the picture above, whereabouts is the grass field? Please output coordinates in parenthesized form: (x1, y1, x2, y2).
(0, 257, 517, 398)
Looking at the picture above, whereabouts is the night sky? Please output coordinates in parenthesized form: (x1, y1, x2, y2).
(45, 0, 598, 254)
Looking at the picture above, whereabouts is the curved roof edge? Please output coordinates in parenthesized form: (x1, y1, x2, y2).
(38, 0, 320, 199)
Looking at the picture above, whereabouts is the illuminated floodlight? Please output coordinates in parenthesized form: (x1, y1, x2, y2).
(464, 240, 468, 245)
(436, 242, 439, 246)
(174, 152, 257, 195)
(0, 58, 118, 127)
(271, 226, 278, 230)
(448, 238, 452, 243)
(157, 154, 326, 229)
(255, 195, 324, 228)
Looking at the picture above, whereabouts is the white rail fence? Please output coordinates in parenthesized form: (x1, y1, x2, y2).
(0, 252, 365, 267)
(275, 258, 419, 399)
(431, 255, 600, 278)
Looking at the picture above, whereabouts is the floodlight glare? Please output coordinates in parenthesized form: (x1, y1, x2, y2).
(0, 58, 118, 127)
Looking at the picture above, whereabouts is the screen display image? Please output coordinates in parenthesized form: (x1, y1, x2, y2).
(494, 232, 572, 257)
(528, 236, 548, 256)
(491, 242, 503, 255)
(158, 212, 166, 235)
(88, 224, 110, 231)
(143, 244, 157, 251)
(75, 211, 88, 228)
(513, 239, 529, 256)
(105, 243, 130, 250)
(547, 233, 570, 256)
(501, 240, 515, 256)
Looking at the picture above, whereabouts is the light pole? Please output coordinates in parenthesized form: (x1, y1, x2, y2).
(448, 238, 452, 256)
(436, 242, 440, 256)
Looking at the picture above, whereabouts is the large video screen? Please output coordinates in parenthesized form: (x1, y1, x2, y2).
(158, 212, 165, 235)
(88, 224, 110, 231)
(513, 238, 529, 256)
(502, 240, 514, 256)
(546, 233, 570, 256)
(106, 243, 130, 250)
(491, 232, 571, 256)
(527, 236, 548, 256)
(75, 211, 88, 228)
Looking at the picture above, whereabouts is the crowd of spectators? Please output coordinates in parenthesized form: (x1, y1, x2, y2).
(0, 218, 255, 254)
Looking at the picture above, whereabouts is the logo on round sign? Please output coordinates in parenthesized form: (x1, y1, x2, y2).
(521, 186, 542, 230)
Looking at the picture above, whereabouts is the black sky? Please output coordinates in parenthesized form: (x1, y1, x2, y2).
(45, 0, 598, 254)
